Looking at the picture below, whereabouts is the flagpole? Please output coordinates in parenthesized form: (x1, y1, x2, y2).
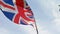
(35, 23, 39, 34)
(34, 20, 39, 34)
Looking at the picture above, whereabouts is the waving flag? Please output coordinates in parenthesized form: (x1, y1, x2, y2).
(0, 0, 35, 26)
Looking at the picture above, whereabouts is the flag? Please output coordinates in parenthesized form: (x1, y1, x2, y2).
(0, 0, 35, 26)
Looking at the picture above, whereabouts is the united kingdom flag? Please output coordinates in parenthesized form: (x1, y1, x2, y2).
(0, 0, 35, 26)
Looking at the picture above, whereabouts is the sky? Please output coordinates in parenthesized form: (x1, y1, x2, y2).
(0, 0, 60, 34)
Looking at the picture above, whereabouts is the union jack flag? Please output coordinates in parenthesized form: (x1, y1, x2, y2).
(0, 0, 35, 25)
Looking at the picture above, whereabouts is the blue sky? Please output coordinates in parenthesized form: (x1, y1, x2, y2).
(0, 0, 60, 34)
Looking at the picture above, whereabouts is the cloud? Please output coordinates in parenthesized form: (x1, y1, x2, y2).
(17, 25, 37, 34)
(0, 27, 10, 34)
(37, 23, 52, 34)
(52, 18, 60, 32)
(51, 0, 60, 32)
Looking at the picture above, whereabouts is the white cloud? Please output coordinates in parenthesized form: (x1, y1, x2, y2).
(0, 28, 10, 34)
(52, 18, 60, 32)
(37, 24, 52, 34)
(51, 0, 60, 32)
(53, 18, 60, 26)
(17, 25, 37, 34)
